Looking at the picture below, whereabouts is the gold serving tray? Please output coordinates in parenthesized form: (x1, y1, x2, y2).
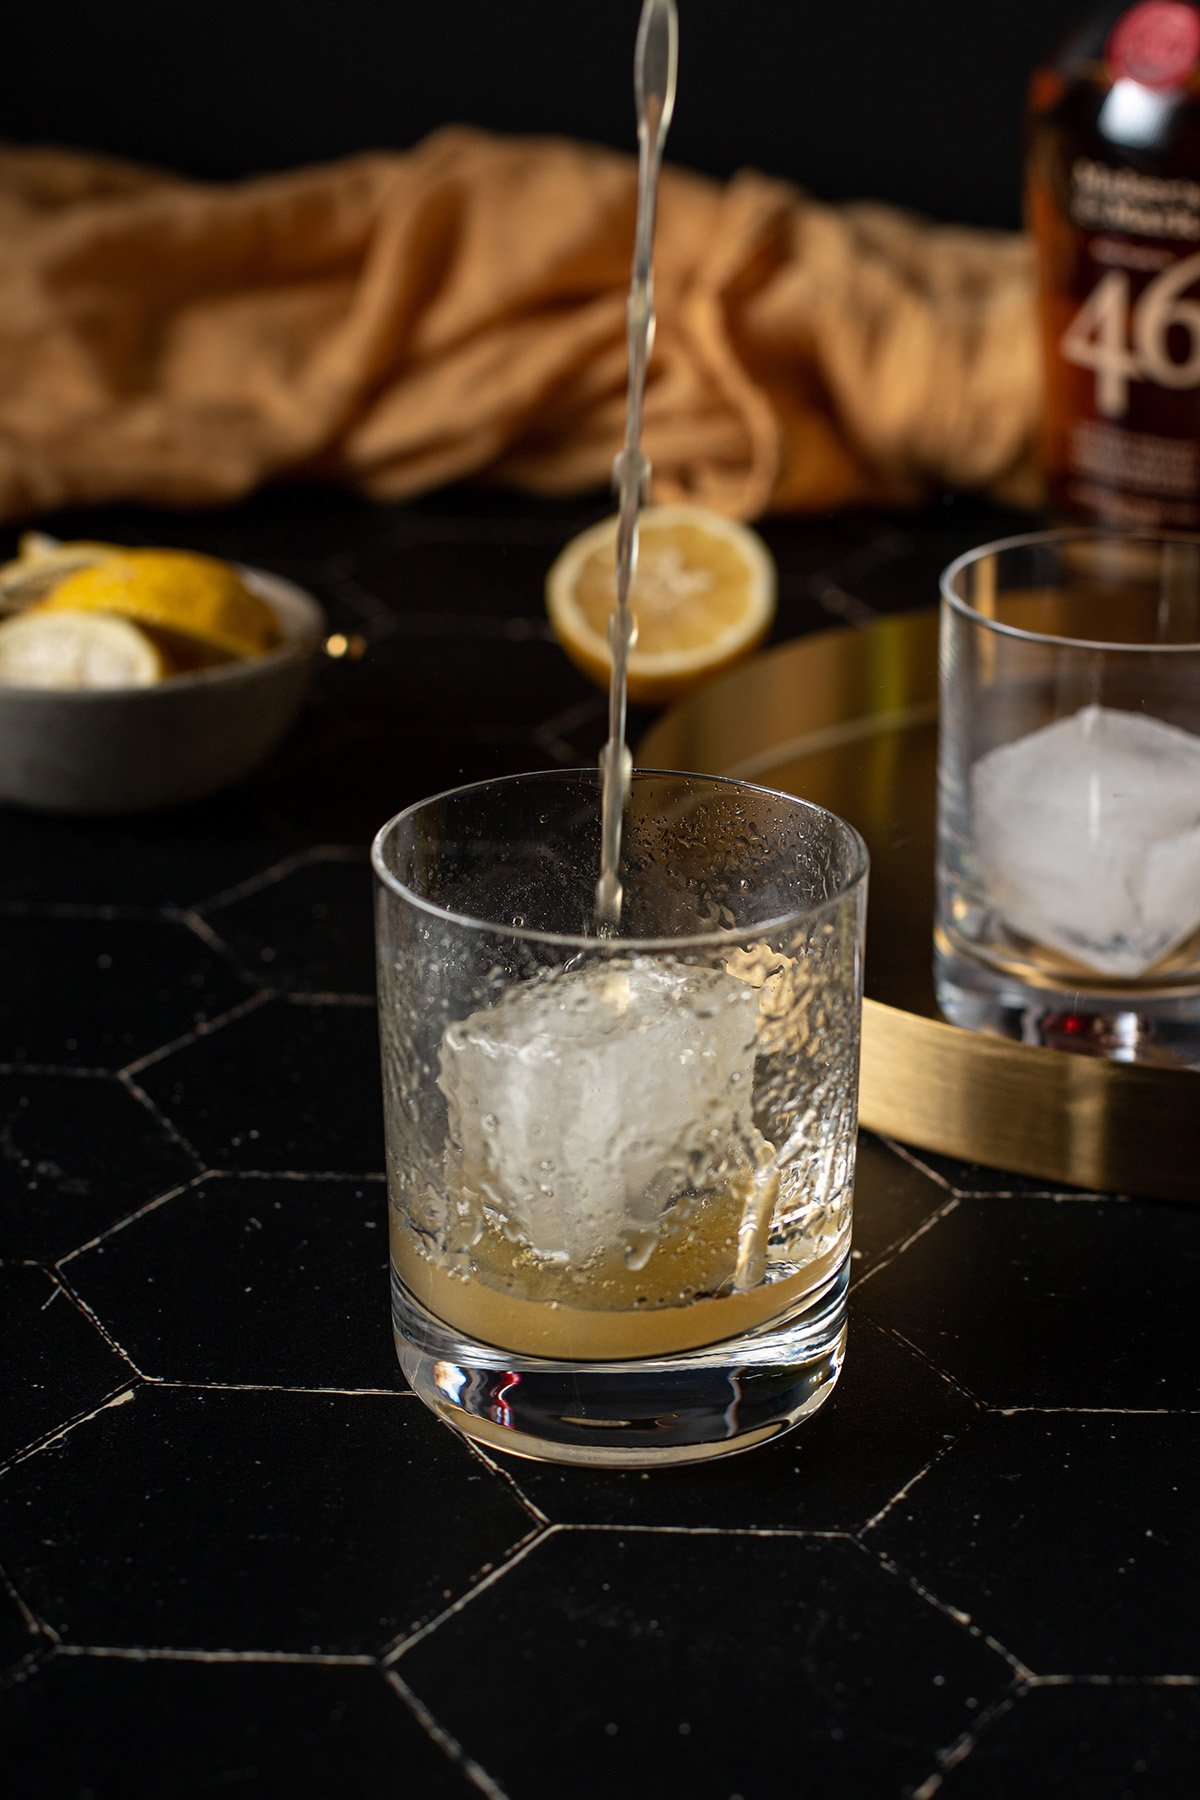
(639, 610, 1199, 1203)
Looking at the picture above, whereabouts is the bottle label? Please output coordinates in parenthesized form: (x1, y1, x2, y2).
(1061, 248, 1200, 417)
(1030, 15, 1200, 524)
(1069, 159, 1200, 237)
(1053, 238, 1200, 521)
(1107, 3, 1200, 91)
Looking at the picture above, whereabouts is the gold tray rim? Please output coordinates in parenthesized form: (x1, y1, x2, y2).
(638, 610, 1199, 1204)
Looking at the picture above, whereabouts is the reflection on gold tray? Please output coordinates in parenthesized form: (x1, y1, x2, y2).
(638, 609, 1198, 1203)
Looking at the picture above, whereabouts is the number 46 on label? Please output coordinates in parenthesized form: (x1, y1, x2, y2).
(1061, 251, 1200, 418)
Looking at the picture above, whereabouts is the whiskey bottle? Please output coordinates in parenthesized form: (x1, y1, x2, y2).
(1027, 2, 1200, 526)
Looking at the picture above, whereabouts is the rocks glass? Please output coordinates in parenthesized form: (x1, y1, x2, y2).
(373, 769, 867, 1468)
(936, 529, 1200, 1066)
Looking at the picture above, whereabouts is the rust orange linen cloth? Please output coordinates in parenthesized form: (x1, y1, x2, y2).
(0, 128, 1042, 524)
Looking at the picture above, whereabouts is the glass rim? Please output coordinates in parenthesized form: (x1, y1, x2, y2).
(940, 526, 1200, 654)
(370, 766, 869, 952)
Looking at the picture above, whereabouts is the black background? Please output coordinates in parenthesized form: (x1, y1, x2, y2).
(5, 0, 1087, 225)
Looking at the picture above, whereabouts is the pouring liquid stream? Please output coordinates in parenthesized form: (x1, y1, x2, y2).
(595, 0, 679, 932)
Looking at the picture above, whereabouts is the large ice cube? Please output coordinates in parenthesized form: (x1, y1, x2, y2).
(972, 704, 1200, 978)
(438, 959, 759, 1266)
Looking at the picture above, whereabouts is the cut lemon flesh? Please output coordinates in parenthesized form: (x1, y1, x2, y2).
(38, 550, 281, 659)
(546, 505, 776, 705)
(0, 610, 165, 689)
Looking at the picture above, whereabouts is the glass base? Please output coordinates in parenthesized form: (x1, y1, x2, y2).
(391, 1259, 849, 1469)
(935, 936, 1200, 1069)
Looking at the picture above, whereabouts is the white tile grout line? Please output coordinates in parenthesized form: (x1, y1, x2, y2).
(283, 991, 376, 1008)
(824, 525, 913, 582)
(561, 1523, 851, 1540)
(55, 1643, 379, 1667)
(360, 610, 554, 643)
(910, 1685, 1023, 1800)
(119, 989, 273, 1078)
(857, 1538, 1032, 1682)
(188, 846, 368, 917)
(882, 1137, 1106, 1203)
(996, 1405, 1200, 1417)
(173, 908, 264, 990)
(1040, 1191, 1127, 1204)
(849, 1196, 961, 1295)
(321, 552, 403, 601)
(0, 1560, 53, 1643)
(47, 1268, 145, 1376)
(0, 1063, 112, 1079)
(0, 1387, 137, 1477)
(384, 1527, 553, 1664)
(57, 1173, 211, 1266)
(384, 1668, 514, 1800)
(146, 1380, 415, 1399)
(808, 572, 879, 627)
(117, 1069, 208, 1169)
(531, 694, 607, 750)
(0, 900, 163, 920)
(882, 1137, 955, 1193)
(954, 1180, 1109, 1204)
(201, 1168, 387, 1182)
(383, 1523, 867, 1675)
(1027, 1672, 1200, 1687)
(867, 1319, 986, 1410)
(460, 1439, 550, 1530)
(321, 568, 403, 637)
(0, 1378, 418, 1483)
(857, 1419, 982, 1539)
(41, 1166, 387, 1275)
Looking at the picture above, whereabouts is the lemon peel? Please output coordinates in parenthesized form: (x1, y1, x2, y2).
(39, 550, 281, 660)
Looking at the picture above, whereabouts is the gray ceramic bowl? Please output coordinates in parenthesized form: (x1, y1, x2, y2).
(0, 566, 326, 814)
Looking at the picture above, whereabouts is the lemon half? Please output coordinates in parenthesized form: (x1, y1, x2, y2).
(39, 550, 281, 659)
(0, 610, 164, 689)
(546, 505, 776, 706)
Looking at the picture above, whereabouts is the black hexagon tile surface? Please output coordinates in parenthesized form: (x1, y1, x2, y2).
(858, 1194, 1200, 1409)
(258, 722, 559, 846)
(351, 530, 593, 622)
(396, 1530, 1012, 1800)
(1, 489, 1195, 1798)
(135, 996, 384, 1174)
(0, 1386, 534, 1656)
(933, 1682, 1200, 1799)
(0, 1073, 199, 1262)
(3, 1657, 478, 1800)
(872, 1412, 1200, 1677)
(200, 854, 377, 996)
(66, 1174, 400, 1390)
(0, 789, 294, 909)
(4, 916, 248, 1070)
